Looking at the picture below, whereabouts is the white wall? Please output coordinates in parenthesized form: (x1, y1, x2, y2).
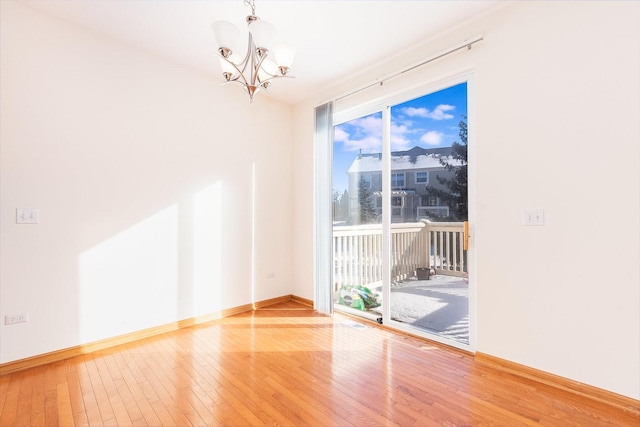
(0, 1, 293, 363)
(292, 1, 640, 399)
(2, 0, 638, 402)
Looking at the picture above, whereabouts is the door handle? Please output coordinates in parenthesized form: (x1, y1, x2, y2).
(463, 221, 469, 251)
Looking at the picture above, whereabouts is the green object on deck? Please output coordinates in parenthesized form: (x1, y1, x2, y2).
(339, 284, 380, 311)
(351, 294, 365, 310)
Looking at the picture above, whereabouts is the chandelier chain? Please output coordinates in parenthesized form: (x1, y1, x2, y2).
(243, 0, 256, 16)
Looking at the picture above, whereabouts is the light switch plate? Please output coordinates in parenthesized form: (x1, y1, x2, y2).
(17, 208, 39, 224)
(523, 209, 544, 226)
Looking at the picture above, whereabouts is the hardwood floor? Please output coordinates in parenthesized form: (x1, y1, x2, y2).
(1, 300, 638, 426)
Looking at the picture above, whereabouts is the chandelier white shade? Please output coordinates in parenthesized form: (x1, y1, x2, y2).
(212, 0, 294, 101)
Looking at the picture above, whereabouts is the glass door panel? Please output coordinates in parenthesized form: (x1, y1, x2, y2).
(332, 112, 384, 321)
(387, 83, 470, 344)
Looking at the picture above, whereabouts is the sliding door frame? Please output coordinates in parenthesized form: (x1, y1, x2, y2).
(327, 72, 477, 352)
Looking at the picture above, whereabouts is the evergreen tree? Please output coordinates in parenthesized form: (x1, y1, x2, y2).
(332, 190, 340, 221)
(433, 116, 468, 221)
(357, 175, 377, 223)
(339, 189, 350, 222)
(332, 189, 350, 223)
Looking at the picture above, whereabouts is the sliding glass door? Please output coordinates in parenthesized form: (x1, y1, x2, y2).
(331, 80, 472, 349)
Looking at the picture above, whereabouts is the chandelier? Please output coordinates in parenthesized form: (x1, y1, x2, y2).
(212, 0, 294, 102)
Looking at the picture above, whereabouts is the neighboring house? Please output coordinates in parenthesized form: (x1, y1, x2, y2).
(347, 146, 462, 224)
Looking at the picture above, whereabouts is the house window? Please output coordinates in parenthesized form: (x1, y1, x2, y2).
(391, 173, 405, 188)
(421, 195, 438, 206)
(372, 172, 382, 191)
(415, 172, 428, 184)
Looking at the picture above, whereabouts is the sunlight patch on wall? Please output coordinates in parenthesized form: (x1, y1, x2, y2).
(193, 181, 223, 314)
(78, 205, 179, 343)
(251, 162, 256, 307)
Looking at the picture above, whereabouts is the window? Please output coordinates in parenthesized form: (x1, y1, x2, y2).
(391, 173, 405, 188)
(415, 171, 428, 184)
(421, 195, 438, 206)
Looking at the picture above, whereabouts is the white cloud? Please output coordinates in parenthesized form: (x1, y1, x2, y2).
(342, 135, 382, 153)
(334, 116, 384, 153)
(353, 115, 382, 134)
(403, 107, 429, 117)
(420, 130, 444, 146)
(401, 104, 455, 120)
(391, 122, 412, 151)
(336, 112, 444, 153)
(334, 127, 349, 142)
(430, 104, 455, 120)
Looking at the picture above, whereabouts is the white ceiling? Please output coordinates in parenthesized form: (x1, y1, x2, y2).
(20, 0, 503, 105)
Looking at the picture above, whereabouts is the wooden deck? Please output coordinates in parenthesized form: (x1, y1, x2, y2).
(0, 300, 638, 426)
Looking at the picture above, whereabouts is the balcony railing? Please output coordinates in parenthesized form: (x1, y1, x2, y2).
(426, 222, 468, 277)
(333, 220, 467, 292)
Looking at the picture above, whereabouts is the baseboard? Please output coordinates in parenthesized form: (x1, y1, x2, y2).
(0, 294, 304, 376)
(253, 294, 299, 309)
(475, 352, 640, 417)
(290, 294, 314, 307)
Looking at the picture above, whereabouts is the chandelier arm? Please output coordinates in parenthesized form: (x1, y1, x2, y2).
(237, 34, 254, 77)
(216, 54, 251, 86)
(248, 44, 259, 86)
(253, 51, 271, 84)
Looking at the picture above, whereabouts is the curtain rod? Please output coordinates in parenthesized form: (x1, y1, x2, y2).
(324, 35, 484, 105)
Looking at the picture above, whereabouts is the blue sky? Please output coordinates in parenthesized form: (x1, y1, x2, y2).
(333, 82, 467, 193)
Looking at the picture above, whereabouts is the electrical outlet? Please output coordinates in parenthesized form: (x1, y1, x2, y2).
(5, 313, 29, 325)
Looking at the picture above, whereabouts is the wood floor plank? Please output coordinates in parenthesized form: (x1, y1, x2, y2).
(66, 361, 90, 427)
(28, 366, 47, 427)
(43, 363, 60, 427)
(137, 351, 197, 427)
(15, 368, 34, 427)
(269, 354, 393, 426)
(83, 355, 115, 425)
(0, 374, 9, 414)
(56, 382, 75, 427)
(76, 356, 103, 427)
(0, 374, 20, 427)
(117, 352, 163, 427)
(202, 355, 306, 426)
(1, 301, 638, 427)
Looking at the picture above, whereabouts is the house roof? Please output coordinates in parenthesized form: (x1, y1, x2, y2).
(348, 146, 462, 174)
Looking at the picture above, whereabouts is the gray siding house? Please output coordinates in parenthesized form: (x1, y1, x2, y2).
(347, 146, 462, 224)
